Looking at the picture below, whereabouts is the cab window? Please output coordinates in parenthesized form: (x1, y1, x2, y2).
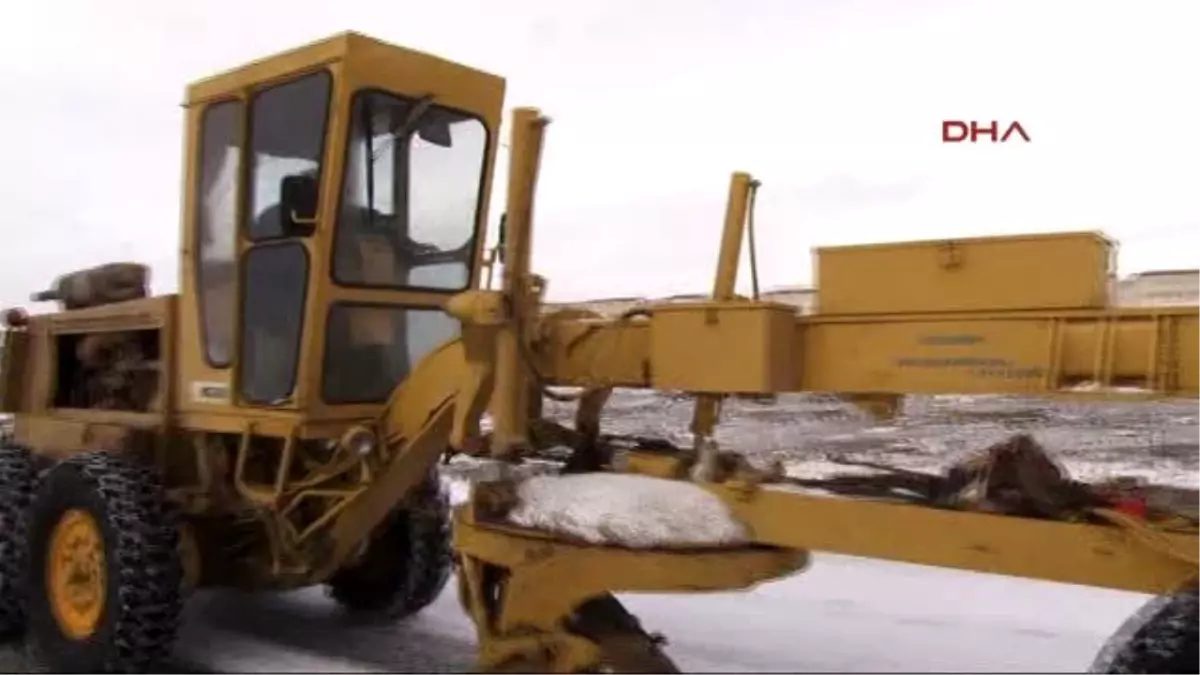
(321, 304, 460, 403)
(332, 91, 487, 291)
(194, 100, 241, 367)
(245, 71, 331, 241)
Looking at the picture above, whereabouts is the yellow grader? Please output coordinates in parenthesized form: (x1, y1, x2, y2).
(0, 31, 1196, 674)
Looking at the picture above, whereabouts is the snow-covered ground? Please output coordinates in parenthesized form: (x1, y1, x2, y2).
(0, 392, 1190, 673)
(539, 390, 1200, 489)
(0, 548, 1169, 675)
(158, 553, 1149, 673)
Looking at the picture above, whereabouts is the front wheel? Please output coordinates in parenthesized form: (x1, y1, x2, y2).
(0, 444, 36, 637)
(25, 451, 184, 673)
(1089, 585, 1199, 674)
(326, 472, 452, 620)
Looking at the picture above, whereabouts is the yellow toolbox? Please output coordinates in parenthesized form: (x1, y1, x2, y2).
(814, 231, 1115, 315)
(649, 301, 797, 393)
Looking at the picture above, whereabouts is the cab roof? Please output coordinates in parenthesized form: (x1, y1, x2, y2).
(184, 31, 505, 106)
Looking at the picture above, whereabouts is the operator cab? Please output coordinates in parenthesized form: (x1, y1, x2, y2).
(180, 32, 506, 417)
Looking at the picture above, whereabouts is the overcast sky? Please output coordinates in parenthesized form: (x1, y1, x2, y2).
(1, 0, 1196, 306)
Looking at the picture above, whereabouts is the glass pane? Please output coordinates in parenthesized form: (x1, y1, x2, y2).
(195, 100, 241, 367)
(246, 71, 331, 241)
(240, 243, 309, 404)
(322, 304, 461, 403)
(333, 91, 486, 290)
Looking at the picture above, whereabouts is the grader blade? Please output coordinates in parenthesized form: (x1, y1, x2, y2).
(566, 595, 678, 674)
(486, 594, 678, 674)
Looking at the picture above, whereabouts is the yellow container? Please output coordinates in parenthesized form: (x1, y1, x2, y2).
(814, 231, 1115, 315)
(649, 301, 796, 393)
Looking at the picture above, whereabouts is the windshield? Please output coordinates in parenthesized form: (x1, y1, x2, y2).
(332, 90, 488, 291)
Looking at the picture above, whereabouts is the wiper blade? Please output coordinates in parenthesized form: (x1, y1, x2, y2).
(371, 93, 435, 163)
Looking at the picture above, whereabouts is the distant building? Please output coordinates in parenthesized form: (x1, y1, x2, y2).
(544, 288, 822, 318)
(1115, 269, 1199, 307)
(760, 286, 817, 314)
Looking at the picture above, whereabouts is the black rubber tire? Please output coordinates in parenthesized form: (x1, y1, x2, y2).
(25, 451, 184, 673)
(326, 471, 452, 620)
(0, 444, 36, 637)
(1089, 586, 1199, 674)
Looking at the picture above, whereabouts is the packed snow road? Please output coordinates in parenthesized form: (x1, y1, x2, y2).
(174, 556, 1156, 673)
(0, 552, 1151, 673)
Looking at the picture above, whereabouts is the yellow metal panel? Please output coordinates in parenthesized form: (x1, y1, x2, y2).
(539, 307, 1197, 397)
(715, 484, 1196, 595)
(25, 318, 53, 415)
(798, 315, 1053, 394)
(44, 296, 172, 333)
(815, 231, 1114, 314)
(796, 308, 1198, 396)
(1177, 315, 1199, 393)
(341, 33, 507, 125)
(649, 301, 796, 393)
(185, 33, 351, 104)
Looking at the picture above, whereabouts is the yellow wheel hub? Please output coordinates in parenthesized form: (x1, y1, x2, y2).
(46, 508, 106, 640)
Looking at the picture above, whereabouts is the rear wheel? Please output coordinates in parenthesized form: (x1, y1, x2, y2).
(0, 444, 36, 637)
(25, 451, 184, 673)
(1089, 585, 1199, 674)
(326, 471, 452, 620)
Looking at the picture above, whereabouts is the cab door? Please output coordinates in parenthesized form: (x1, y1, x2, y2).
(319, 89, 489, 409)
(237, 70, 333, 407)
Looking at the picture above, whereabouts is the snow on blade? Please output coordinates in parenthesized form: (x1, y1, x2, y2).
(505, 473, 751, 548)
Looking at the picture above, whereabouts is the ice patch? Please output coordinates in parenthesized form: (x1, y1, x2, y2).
(1065, 460, 1200, 491)
(1066, 381, 1154, 394)
(174, 625, 391, 673)
(863, 425, 900, 435)
(783, 458, 895, 480)
(505, 473, 751, 548)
